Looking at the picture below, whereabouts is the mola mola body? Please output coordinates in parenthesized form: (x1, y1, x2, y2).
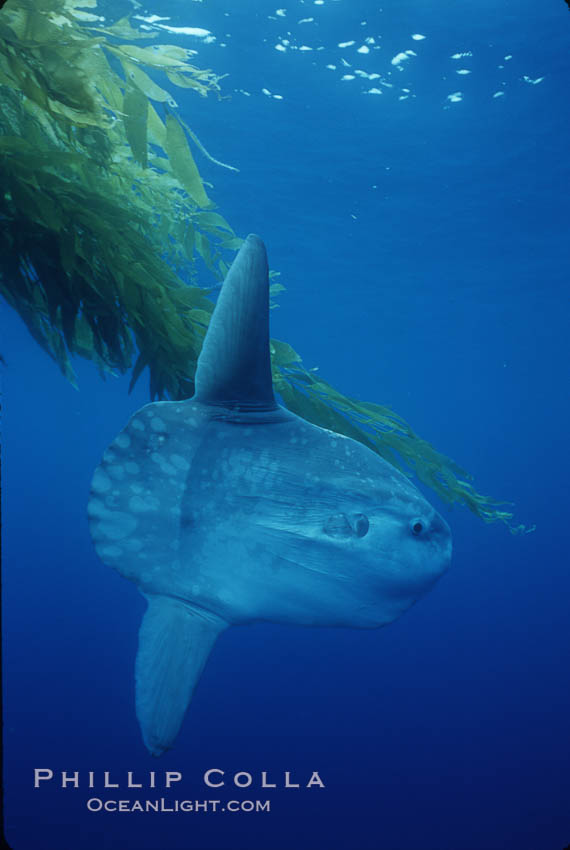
(88, 234, 452, 756)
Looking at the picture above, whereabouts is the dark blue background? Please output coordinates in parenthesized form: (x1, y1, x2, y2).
(2, 0, 569, 848)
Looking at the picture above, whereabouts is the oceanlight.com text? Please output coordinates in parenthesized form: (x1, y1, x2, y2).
(86, 798, 271, 813)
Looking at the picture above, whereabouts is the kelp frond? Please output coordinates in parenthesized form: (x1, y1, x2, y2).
(269, 348, 533, 534)
(0, 0, 530, 532)
(0, 0, 236, 397)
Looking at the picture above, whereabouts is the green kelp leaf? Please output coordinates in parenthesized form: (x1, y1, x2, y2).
(69, 9, 101, 22)
(165, 70, 210, 95)
(310, 381, 405, 432)
(9, 64, 51, 112)
(64, 0, 97, 8)
(188, 308, 211, 328)
(147, 154, 172, 177)
(47, 96, 111, 128)
(270, 339, 301, 367)
(195, 230, 218, 274)
(147, 102, 167, 147)
(96, 312, 128, 365)
(183, 224, 195, 261)
(162, 317, 196, 351)
(357, 399, 408, 424)
(280, 380, 377, 451)
(73, 314, 94, 355)
(129, 350, 150, 394)
(196, 211, 234, 233)
(51, 329, 79, 389)
(157, 212, 172, 242)
(109, 43, 192, 70)
(0, 65, 15, 88)
(172, 286, 213, 312)
(2, 9, 35, 42)
(122, 86, 148, 168)
(165, 115, 210, 207)
(9, 178, 61, 231)
(150, 45, 193, 63)
(121, 60, 172, 104)
(0, 16, 17, 43)
(0, 135, 34, 154)
(221, 236, 245, 251)
(94, 15, 157, 40)
(59, 228, 77, 276)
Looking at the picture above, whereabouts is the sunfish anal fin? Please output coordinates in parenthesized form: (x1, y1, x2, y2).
(135, 595, 227, 757)
(193, 233, 277, 411)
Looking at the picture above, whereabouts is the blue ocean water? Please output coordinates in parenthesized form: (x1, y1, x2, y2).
(2, 0, 569, 848)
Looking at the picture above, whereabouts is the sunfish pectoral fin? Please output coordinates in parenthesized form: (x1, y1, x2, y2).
(135, 595, 227, 757)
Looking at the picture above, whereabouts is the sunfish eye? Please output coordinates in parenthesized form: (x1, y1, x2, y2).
(351, 513, 369, 538)
(411, 519, 424, 536)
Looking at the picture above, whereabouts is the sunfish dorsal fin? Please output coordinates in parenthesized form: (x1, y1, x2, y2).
(193, 233, 277, 410)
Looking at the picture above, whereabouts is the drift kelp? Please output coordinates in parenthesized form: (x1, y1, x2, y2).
(0, 0, 526, 530)
(0, 0, 235, 397)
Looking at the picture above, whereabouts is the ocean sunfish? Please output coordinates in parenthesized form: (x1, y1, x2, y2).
(88, 234, 452, 756)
